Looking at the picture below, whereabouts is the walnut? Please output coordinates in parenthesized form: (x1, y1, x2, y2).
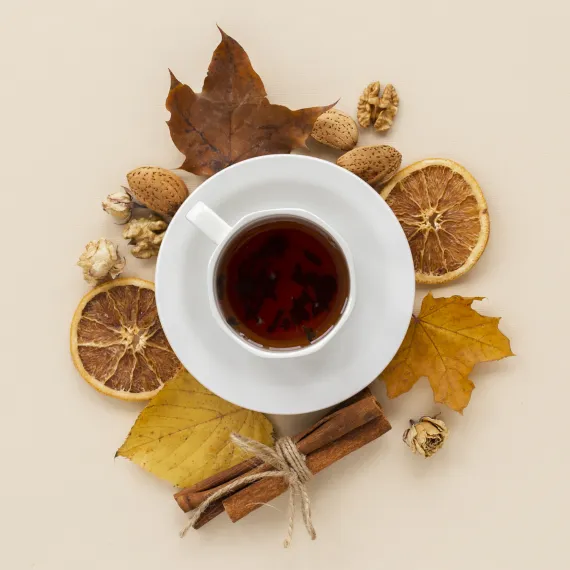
(102, 187, 134, 223)
(123, 216, 167, 259)
(357, 82, 399, 132)
(357, 81, 380, 128)
(373, 84, 399, 132)
(77, 238, 125, 286)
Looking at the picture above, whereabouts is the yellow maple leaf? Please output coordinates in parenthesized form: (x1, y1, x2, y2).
(116, 370, 274, 487)
(381, 293, 513, 413)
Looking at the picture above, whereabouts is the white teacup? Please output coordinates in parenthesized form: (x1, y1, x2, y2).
(187, 201, 356, 359)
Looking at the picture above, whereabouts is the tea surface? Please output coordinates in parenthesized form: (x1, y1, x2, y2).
(215, 217, 350, 349)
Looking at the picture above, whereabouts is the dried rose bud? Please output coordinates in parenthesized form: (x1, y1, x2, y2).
(102, 188, 134, 223)
(77, 238, 126, 286)
(403, 416, 449, 458)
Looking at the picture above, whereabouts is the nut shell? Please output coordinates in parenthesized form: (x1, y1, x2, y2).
(310, 109, 358, 151)
(126, 167, 188, 217)
(336, 145, 402, 187)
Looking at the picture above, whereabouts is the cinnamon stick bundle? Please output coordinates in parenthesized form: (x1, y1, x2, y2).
(174, 388, 391, 528)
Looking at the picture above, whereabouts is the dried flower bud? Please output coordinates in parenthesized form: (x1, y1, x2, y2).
(403, 416, 449, 458)
(123, 215, 167, 259)
(77, 238, 126, 286)
(102, 188, 134, 223)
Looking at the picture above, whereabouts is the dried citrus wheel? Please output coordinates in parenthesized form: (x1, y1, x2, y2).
(380, 159, 489, 284)
(70, 278, 182, 401)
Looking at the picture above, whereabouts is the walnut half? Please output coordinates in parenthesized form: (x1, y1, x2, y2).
(357, 81, 399, 132)
(123, 216, 167, 259)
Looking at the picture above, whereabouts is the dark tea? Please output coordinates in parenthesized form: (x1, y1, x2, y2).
(215, 216, 350, 350)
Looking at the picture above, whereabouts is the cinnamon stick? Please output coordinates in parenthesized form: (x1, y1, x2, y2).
(175, 390, 383, 512)
(224, 415, 388, 522)
(174, 389, 390, 528)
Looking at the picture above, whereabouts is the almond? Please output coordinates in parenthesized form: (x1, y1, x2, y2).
(310, 109, 358, 151)
(126, 167, 189, 217)
(336, 145, 402, 187)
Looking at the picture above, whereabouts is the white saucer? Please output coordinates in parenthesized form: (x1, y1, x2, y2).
(156, 155, 415, 414)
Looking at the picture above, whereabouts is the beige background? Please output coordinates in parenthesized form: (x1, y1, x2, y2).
(2, 0, 569, 568)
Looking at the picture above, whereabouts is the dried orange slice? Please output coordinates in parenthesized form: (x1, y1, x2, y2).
(381, 159, 489, 284)
(70, 278, 182, 400)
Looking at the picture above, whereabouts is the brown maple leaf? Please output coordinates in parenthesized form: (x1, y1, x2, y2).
(166, 28, 335, 175)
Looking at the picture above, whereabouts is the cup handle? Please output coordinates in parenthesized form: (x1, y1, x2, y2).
(186, 201, 232, 245)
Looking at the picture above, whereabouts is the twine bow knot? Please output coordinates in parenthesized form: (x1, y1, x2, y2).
(180, 433, 316, 547)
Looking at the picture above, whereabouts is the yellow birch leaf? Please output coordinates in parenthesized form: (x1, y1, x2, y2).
(381, 293, 514, 413)
(116, 370, 274, 487)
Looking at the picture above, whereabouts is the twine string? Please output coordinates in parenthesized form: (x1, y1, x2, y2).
(180, 433, 316, 547)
